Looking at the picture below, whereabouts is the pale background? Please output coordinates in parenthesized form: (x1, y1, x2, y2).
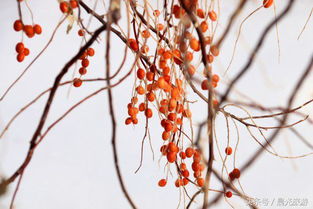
(0, 0, 313, 209)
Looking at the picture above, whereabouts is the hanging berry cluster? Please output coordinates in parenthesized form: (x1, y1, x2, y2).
(13, 13, 42, 62)
(123, 0, 227, 190)
(73, 47, 95, 88)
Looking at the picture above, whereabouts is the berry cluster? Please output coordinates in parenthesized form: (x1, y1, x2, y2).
(73, 47, 95, 88)
(13, 20, 42, 62)
(59, 0, 78, 14)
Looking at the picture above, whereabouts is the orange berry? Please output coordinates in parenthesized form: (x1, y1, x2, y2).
(232, 168, 241, 179)
(163, 50, 172, 59)
(185, 51, 193, 62)
(208, 11, 217, 21)
(187, 64, 196, 76)
(185, 147, 194, 158)
(176, 118, 182, 125)
(128, 38, 138, 51)
(23, 25, 34, 38)
(131, 97, 138, 104)
(182, 109, 192, 118)
(33, 24, 42, 35)
(69, 0, 78, 8)
(196, 9, 205, 18)
(157, 48, 165, 55)
(168, 98, 177, 112)
(171, 87, 180, 100)
(194, 171, 201, 178)
(263, 0, 274, 8)
(201, 80, 209, 90)
(125, 117, 132, 125)
(158, 179, 167, 187)
(141, 45, 149, 54)
(190, 38, 200, 51)
(160, 145, 168, 155)
(225, 191, 233, 198)
(212, 74, 220, 82)
(17, 53, 25, 62)
(79, 67, 87, 75)
(179, 152, 186, 159)
(146, 92, 155, 102)
(81, 58, 89, 67)
(197, 178, 205, 187)
(139, 103, 146, 112)
(167, 151, 176, 163)
(200, 21, 208, 33)
(168, 113, 177, 121)
(136, 85, 145, 95)
(132, 118, 138, 124)
(153, 10, 160, 17)
(210, 45, 219, 56)
(175, 179, 183, 187)
(15, 42, 24, 53)
(137, 68, 145, 80)
(180, 163, 187, 170)
(13, 20, 23, 31)
(164, 122, 173, 132)
(73, 78, 82, 87)
(207, 54, 214, 63)
(141, 30, 151, 38)
(192, 162, 200, 172)
(157, 77, 167, 89)
(183, 178, 189, 186)
(23, 48, 30, 56)
(225, 147, 232, 155)
(156, 23, 164, 31)
(168, 142, 177, 152)
(162, 66, 170, 75)
(146, 71, 154, 81)
(182, 169, 189, 178)
(172, 5, 182, 19)
(87, 48, 95, 56)
(145, 108, 153, 118)
(78, 29, 85, 36)
(60, 1, 69, 13)
(172, 49, 182, 65)
(205, 36, 212, 45)
(162, 131, 170, 140)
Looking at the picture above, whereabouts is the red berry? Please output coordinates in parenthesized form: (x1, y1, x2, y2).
(81, 58, 89, 67)
(78, 29, 85, 36)
(158, 179, 167, 187)
(185, 147, 194, 158)
(225, 191, 232, 198)
(13, 20, 23, 31)
(15, 42, 24, 53)
(73, 78, 82, 87)
(232, 168, 241, 179)
(23, 25, 35, 38)
(17, 53, 25, 62)
(60, 2, 69, 13)
(79, 67, 87, 75)
(69, 0, 78, 8)
(23, 48, 30, 56)
(33, 24, 42, 35)
(225, 147, 232, 155)
(87, 48, 95, 56)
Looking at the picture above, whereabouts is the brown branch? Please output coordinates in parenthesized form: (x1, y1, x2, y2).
(105, 7, 137, 208)
(209, 52, 313, 206)
(220, 0, 296, 104)
(1, 23, 107, 188)
(216, 0, 248, 48)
